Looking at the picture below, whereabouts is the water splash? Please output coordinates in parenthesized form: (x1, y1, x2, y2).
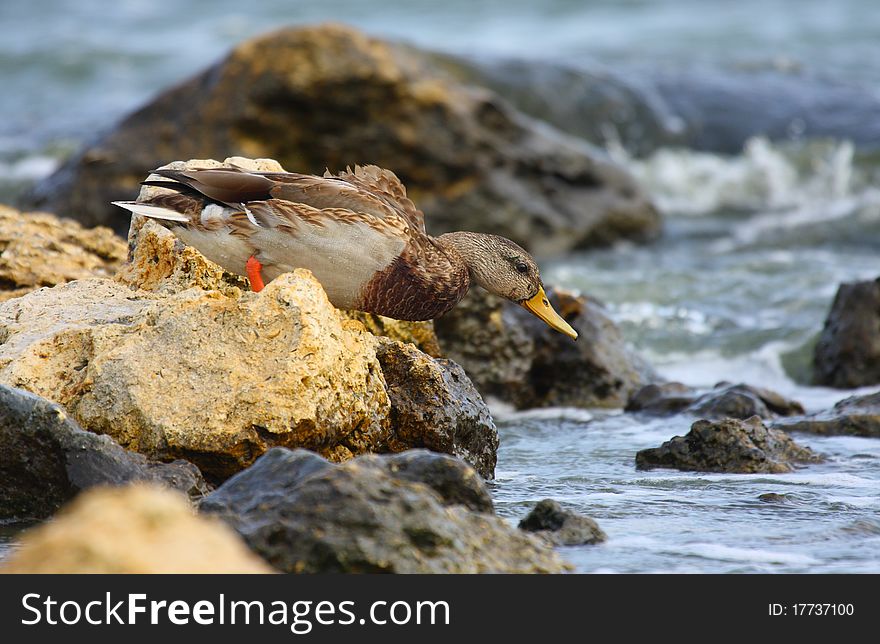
(610, 136, 858, 216)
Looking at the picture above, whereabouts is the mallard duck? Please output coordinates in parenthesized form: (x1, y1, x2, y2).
(113, 164, 577, 339)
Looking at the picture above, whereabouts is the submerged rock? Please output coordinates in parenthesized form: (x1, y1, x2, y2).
(201, 448, 568, 573)
(1, 484, 272, 573)
(626, 381, 804, 419)
(0, 384, 206, 521)
(30, 24, 657, 253)
(0, 205, 125, 302)
(757, 493, 791, 504)
(635, 416, 823, 474)
(775, 391, 880, 438)
(435, 287, 655, 409)
(518, 499, 606, 546)
(813, 278, 880, 388)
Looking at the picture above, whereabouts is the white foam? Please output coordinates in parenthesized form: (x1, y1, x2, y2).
(488, 397, 600, 423)
(0, 154, 58, 181)
(682, 543, 820, 565)
(611, 136, 859, 217)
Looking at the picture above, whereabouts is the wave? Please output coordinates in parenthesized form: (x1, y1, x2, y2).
(609, 136, 864, 216)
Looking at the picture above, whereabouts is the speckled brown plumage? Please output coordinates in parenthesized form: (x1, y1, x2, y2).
(113, 163, 578, 339)
(357, 235, 470, 320)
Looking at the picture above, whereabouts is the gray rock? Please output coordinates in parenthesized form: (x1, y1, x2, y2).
(200, 448, 568, 573)
(757, 493, 791, 504)
(377, 450, 494, 514)
(450, 57, 880, 155)
(519, 499, 606, 546)
(625, 382, 697, 415)
(813, 278, 880, 388)
(435, 287, 656, 409)
(626, 381, 805, 419)
(635, 416, 824, 474)
(28, 25, 658, 253)
(376, 339, 498, 479)
(774, 391, 880, 437)
(0, 384, 207, 520)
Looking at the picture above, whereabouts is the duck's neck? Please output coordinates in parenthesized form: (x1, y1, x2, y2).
(435, 231, 497, 292)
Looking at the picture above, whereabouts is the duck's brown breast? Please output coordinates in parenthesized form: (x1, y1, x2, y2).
(355, 239, 470, 321)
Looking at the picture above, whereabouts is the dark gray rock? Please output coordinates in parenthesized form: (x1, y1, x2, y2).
(435, 287, 656, 409)
(813, 278, 880, 389)
(774, 391, 880, 437)
(200, 448, 567, 573)
(625, 382, 696, 415)
(0, 384, 208, 520)
(635, 416, 824, 474)
(28, 25, 658, 253)
(518, 499, 606, 546)
(757, 493, 791, 504)
(376, 339, 498, 479)
(626, 381, 805, 419)
(451, 57, 880, 156)
(378, 450, 493, 514)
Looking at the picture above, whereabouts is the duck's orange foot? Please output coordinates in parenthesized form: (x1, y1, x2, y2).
(246, 255, 265, 293)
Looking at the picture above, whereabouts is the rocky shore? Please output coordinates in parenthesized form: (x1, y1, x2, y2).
(2, 157, 872, 570)
(1, 23, 877, 574)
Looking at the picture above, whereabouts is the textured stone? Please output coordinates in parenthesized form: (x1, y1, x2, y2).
(2, 154, 500, 480)
(775, 391, 880, 437)
(635, 416, 824, 474)
(376, 450, 494, 514)
(0, 205, 125, 302)
(0, 384, 206, 521)
(376, 338, 498, 479)
(30, 24, 658, 253)
(518, 499, 606, 546)
(1, 485, 272, 573)
(0, 272, 391, 481)
(813, 278, 880, 388)
(626, 381, 805, 419)
(201, 448, 568, 573)
(435, 287, 656, 409)
(344, 311, 441, 358)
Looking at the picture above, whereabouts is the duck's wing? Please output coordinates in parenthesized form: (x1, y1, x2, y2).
(115, 172, 414, 309)
(149, 165, 428, 234)
(328, 165, 427, 234)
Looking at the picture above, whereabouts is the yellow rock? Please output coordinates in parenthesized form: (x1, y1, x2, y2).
(0, 205, 125, 302)
(1, 484, 272, 573)
(0, 272, 391, 480)
(344, 310, 442, 358)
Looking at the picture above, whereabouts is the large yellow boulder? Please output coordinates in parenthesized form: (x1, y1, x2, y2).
(0, 272, 390, 480)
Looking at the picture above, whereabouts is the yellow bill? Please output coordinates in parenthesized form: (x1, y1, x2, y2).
(521, 286, 578, 340)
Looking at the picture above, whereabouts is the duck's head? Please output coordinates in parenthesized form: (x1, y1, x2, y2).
(438, 232, 578, 340)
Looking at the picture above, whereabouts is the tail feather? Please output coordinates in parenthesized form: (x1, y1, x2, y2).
(111, 201, 189, 223)
(152, 168, 274, 207)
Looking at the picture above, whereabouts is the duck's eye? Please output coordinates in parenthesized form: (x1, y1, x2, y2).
(515, 261, 529, 274)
